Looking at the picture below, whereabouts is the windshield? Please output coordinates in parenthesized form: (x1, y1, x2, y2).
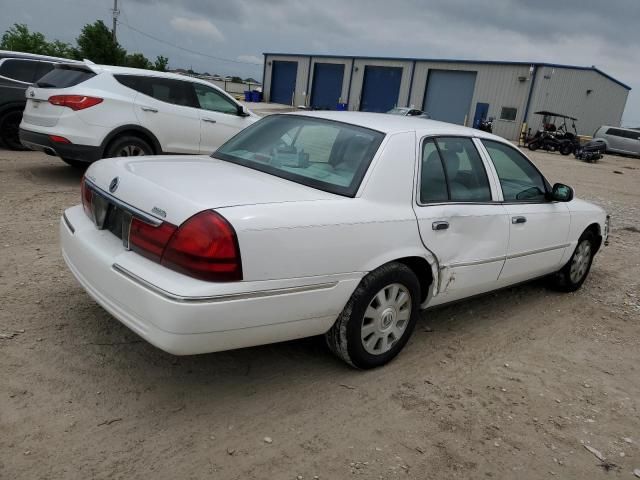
(214, 115, 385, 197)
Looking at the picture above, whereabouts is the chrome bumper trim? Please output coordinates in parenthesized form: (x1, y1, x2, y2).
(112, 263, 338, 304)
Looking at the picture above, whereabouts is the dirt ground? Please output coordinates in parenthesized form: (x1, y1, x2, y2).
(1, 147, 639, 480)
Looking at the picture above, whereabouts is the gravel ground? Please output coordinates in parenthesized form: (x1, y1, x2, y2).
(1, 147, 639, 479)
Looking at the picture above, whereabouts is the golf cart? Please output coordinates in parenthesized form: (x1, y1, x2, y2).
(525, 111, 581, 155)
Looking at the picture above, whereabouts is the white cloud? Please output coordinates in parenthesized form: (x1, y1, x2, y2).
(169, 17, 224, 42)
(237, 55, 262, 65)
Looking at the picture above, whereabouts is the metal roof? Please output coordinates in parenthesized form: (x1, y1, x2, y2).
(263, 53, 631, 91)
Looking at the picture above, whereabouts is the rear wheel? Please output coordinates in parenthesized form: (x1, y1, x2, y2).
(0, 110, 28, 151)
(548, 231, 596, 292)
(104, 135, 153, 159)
(527, 141, 539, 151)
(325, 262, 420, 369)
(559, 144, 573, 156)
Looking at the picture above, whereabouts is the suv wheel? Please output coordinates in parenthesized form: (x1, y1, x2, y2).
(0, 110, 28, 151)
(105, 135, 153, 158)
(325, 262, 420, 369)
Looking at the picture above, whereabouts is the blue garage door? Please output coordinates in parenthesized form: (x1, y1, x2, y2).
(270, 61, 297, 105)
(360, 66, 403, 113)
(310, 63, 345, 110)
(423, 70, 477, 125)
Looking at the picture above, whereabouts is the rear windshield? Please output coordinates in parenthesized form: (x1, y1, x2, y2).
(35, 66, 95, 88)
(214, 115, 385, 197)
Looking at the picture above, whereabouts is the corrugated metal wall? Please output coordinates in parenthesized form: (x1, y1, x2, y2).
(262, 54, 629, 140)
(526, 66, 629, 137)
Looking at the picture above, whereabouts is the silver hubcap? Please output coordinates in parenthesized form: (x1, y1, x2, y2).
(118, 145, 145, 157)
(569, 240, 592, 283)
(361, 283, 412, 355)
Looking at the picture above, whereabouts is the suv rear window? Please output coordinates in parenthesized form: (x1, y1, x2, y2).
(0, 59, 41, 83)
(35, 66, 95, 88)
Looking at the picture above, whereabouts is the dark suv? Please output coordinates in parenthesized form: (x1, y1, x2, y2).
(0, 50, 74, 149)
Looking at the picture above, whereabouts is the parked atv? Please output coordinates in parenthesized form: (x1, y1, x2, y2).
(525, 111, 581, 155)
(527, 130, 575, 155)
(574, 139, 606, 163)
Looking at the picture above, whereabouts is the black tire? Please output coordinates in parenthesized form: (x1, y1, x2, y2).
(547, 230, 596, 292)
(559, 144, 573, 156)
(325, 262, 421, 369)
(61, 158, 89, 169)
(527, 141, 539, 151)
(0, 110, 28, 151)
(104, 135, 153, 159)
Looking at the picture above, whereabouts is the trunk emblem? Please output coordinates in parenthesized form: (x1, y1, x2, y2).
(109, 177, 120, 193)
(29, 90, 35, 97)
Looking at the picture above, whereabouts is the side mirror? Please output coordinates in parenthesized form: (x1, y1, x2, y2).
(550, 183, 574, 202)
(237, 104, 250, 117)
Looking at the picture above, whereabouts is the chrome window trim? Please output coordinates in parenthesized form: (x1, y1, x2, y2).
(112, 263, 339, 304)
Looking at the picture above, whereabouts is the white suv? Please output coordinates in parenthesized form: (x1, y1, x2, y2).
(19, 62, 258, 167)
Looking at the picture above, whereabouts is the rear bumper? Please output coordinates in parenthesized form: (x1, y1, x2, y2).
(19, 128, 102, 163)
(60, 205, 357, 355)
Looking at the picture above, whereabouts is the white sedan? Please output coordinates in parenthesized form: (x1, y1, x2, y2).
(61, 112, 609, 368)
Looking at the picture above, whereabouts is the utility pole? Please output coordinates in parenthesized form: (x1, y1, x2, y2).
(111, 0, 120, 42)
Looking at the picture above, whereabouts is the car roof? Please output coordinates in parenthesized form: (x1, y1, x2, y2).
(287, 110, 505, 141)
(86, 64, 221, 87)
(0, 49, 81, 63)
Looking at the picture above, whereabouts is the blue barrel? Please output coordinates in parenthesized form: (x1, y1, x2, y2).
(336, 102, 348, 111)
(243, 90, 252, 102)
(251, 90, 263, 102)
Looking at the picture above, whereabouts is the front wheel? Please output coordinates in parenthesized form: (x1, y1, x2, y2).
(560, 144, 573, 156)
(527, 141, 540, 151)
(0, 110, 28, 151)
(325, 262, 420, 369)
(548, 231, 595, 292)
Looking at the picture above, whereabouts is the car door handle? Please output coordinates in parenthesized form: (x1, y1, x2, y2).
(140, 106, 158, 113)
(432, 221, 449, 231)
(203, 118, 217, 123)
(512, 216, 527, 224)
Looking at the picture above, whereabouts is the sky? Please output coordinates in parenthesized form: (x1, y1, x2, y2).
(1, 0, 638, 125)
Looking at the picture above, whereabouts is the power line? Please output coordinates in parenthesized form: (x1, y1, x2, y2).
(118, 21, 262, 68)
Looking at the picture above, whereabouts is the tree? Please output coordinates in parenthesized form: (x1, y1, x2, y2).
(231, 76, 243, 83)
(154, 55, 169, 72)
(76, 20, 126, 65)
(0, 24, 78, 59)
(125, 52, 152, 69)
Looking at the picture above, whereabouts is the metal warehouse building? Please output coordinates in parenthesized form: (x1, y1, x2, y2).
(262, 53, 630, 140)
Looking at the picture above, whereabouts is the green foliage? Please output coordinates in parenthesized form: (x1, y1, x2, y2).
(154, 55, 169, 72)
(231, 76, 243, 83)
(76, 20, 126, 65)
(1, 24, 78, 59)
(125, 52, 152, 69)
(1, 21, 170, 71)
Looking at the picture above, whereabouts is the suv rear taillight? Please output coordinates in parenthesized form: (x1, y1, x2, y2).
(80, 177, 94, 221)
(49, 95, 103, 110)
(130, 211, 242, 282)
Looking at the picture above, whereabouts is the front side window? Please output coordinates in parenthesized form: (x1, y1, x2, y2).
(0, 59, 39, 83)
(194, 84, 238, 114)
(420, 136, 492, 203)
(482, 140, 547, 202)
(606, 128, 625, 137)
(215, 115, 384, 196)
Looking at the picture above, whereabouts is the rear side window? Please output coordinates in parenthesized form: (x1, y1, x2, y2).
(35, 66, 96, 88)
(605, 128, 625, 137)
(419, 137, 492, 203)
(115, 75, 196, 108)
(0, 59, 40, 83)
(482, 140, 547, 202)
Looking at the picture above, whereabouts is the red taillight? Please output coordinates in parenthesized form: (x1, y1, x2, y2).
(50, 135, 71, 144)
(49, 95, 103, 110)
(161, 211, 242, 282)
(80, 177, 94, 221)
(129, 218, 177, 263)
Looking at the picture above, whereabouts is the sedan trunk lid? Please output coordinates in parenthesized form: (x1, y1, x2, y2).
(85, 155, 340, 225)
